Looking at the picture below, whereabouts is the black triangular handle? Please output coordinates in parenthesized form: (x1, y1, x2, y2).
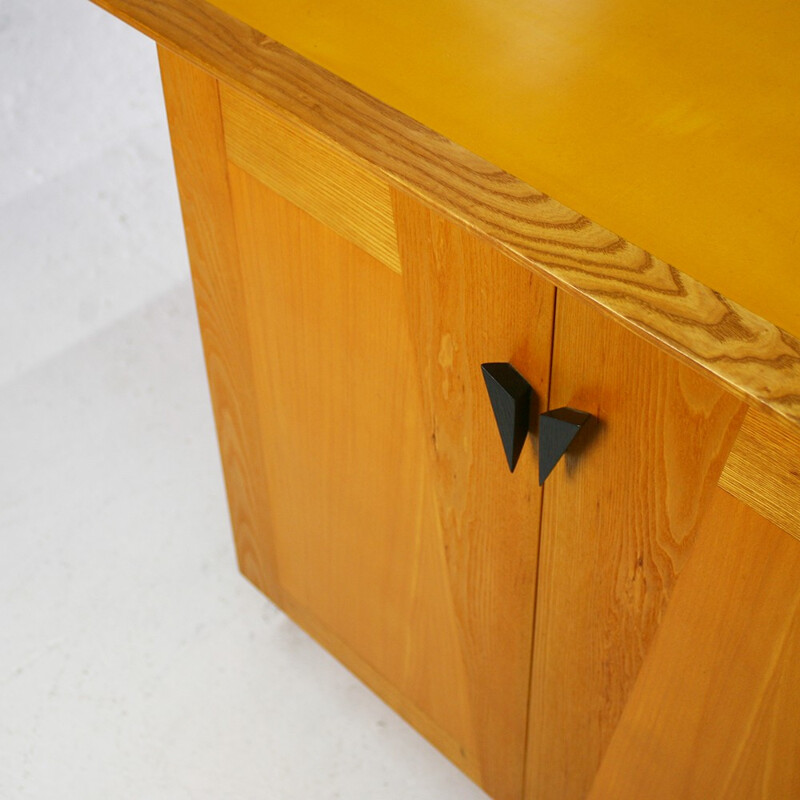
(481, 363, 532, 472)
(538, 407, 592, 485)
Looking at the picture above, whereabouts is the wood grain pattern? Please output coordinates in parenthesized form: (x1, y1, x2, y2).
(226, 162, 506, 789)
(719, 406, 800, 540)
(220, 82, 400, 272)
(394, 189, 556, 800)
(157, 46, 281, 601)
(525, 291, 747, 800)
(91, 0, 800, 426)
(589, 489, 800, 800)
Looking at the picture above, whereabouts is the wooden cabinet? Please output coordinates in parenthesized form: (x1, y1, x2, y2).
(89, 2, 800, 795)
(157, 47, 800, 799)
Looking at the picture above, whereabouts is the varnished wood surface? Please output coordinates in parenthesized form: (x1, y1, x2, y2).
(525, 291, 746, 800)
(220, 82, 400, 272)
(90, 0, 800, 427)
(589, 489, 800, 799)
(394, 188, 556, 800)
(719, 407, 800, 541)
(157, 46, 281, 602)
(207, 0, 800, 342)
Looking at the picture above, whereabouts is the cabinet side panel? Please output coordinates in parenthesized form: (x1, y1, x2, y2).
(158, 47, 281, 599)
(589, 489, 800, 800)
(526, 291, 746, 799)
(394, 189, 556, 800)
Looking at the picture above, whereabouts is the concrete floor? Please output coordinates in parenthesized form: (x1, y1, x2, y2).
(0, 2, 487, 797)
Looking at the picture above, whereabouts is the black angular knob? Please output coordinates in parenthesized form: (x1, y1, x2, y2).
(538, 407, 592, 485)
(481, 363, 533, 473)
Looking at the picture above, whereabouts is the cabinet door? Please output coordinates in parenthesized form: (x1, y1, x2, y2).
(527, 289, 800, 798)
(393, 190, 556, 799)
(525, 292, 748, 798)
(161, 48, 556, 800)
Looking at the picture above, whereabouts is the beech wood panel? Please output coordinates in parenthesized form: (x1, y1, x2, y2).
(589, 489, 800, 799)
(719, 406, 800, 541)
(394, 189, 556, 800)
(220, 82, 401, 273)
(92, 0, 800, 426)
(525, 291, 747, 800)
(157, 46, 280, 601)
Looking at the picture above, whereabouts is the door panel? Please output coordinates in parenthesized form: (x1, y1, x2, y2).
(226, 163, 481, 776)
(393, 189, 556, 800)
(526, 291, 747, 799)
(227, 159, 555, 797)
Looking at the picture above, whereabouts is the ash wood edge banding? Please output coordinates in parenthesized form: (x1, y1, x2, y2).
(719, 407, 800, 542)
(220, 84, 401, 273)
(92, 0, 800, 426)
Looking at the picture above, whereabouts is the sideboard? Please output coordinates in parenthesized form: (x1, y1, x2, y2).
(88, 1, 800, 797)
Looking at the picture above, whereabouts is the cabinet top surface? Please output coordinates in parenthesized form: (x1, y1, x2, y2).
(208, 0, 800, 338)
(94, 0, 800, 424)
